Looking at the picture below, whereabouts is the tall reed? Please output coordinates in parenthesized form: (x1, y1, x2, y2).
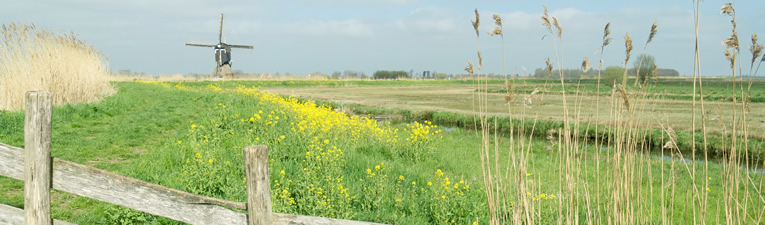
(0, 22, 114, 111)
(472, 2, 764, 224)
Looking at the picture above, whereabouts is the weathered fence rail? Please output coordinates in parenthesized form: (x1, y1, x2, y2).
(0, 91, 385, 225)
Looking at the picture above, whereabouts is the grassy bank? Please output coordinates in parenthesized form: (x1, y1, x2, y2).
(1, 81, 759, 224)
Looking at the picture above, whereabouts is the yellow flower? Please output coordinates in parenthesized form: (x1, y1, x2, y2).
(441, 195, 446, 199)
(707, 187, 710, 192)
(280, 170, 285, 175)
(427, 182, 432, 186)
(191, 124, 197, 129)
(399, 175, 404, 180)
(526, 173, 531, 177)
(412, 181, 416, 185)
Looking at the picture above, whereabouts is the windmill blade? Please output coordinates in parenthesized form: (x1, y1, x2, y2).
(218, 13, 224, 43)
(229, 44, 253, 49)
(185, 43, 216, 47)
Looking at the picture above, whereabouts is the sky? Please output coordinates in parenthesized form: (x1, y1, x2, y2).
(2, 0, 764, 77)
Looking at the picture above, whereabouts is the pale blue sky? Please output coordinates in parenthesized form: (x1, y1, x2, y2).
(2, 0, 764, 76)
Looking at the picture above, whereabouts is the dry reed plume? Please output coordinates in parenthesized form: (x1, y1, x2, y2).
(622, 33, 633, 87)
(471, 1, 764, 224)
(634, 22, 659, 87)
(0, 23, 114, 111)
(582, 57, 591, 73)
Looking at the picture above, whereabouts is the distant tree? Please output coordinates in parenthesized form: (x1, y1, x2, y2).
(633, 54, 657, 84)
(331, 71, 342, 80)
(603, 66, 624, 86)
(373, 70, 410, 79)
(533, 68, 546, 78)
(657, 68, 680, 76)
(343, 70, 361, 79)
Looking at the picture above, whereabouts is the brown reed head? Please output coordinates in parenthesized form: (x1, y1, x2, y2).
(724, 48, 734, 68)
(477, 51, 483, 68)
(552, 16, 562, 38)
(647, 22, 658, 44)
(541, 6, 552, 34)
(624, 33, 633, 65)
(472, 8, 480, 37)
(614, 84, 631, 110)
(720, 3, 734, 16)
(662, 127, 678, 149)
(504, 80, 514, 102)
(582, 57, 591, 73)
(489, 27, 503, 36)
(720, 3, 739, 69)
(524, 87, 540, 107)
(750, 34, 763, 66)
(723, 33, 739, 51)
(465, 61, 475, 75)
(545, 58, 553, 77)
(488, 13, 502, 37)
(603, 22, 612, 47)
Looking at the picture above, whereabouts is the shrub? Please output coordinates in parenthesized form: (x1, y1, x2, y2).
(602, 66, 624, 86)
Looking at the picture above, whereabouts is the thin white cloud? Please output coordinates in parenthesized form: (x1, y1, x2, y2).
(396, 8, 461, 33)
(501, 11, 537, 30)
(283, 19, 374, 37)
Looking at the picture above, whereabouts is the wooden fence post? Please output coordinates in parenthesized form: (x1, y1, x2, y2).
(244, 145, 272, 225)
(24, 91, 52, 225)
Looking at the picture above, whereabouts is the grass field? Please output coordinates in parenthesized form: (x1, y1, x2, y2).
(250, 79, 765, 158)
(1, 80, 762, 224)
(1, 1, 762, 224)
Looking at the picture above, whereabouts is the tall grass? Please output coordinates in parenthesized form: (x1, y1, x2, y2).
(0, 23, 114, 111)
(474, 2, 764, 224)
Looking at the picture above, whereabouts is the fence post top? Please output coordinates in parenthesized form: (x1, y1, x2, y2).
(244, 145, 268, 153)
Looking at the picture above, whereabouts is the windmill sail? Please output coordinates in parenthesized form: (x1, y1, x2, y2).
(218, 13, 223, 43)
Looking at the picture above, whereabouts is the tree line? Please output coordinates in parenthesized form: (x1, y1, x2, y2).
(532, 54, 679, 84)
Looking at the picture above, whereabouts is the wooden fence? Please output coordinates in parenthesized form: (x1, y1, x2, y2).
(0, 91, 385, 225)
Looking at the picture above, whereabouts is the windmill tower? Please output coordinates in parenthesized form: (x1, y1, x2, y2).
(186, 13, 253, 79)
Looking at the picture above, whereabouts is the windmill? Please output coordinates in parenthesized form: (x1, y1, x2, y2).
(186, 13, 253, 79)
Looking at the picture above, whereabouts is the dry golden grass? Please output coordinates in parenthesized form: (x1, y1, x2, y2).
(0, 23, 114, 111)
